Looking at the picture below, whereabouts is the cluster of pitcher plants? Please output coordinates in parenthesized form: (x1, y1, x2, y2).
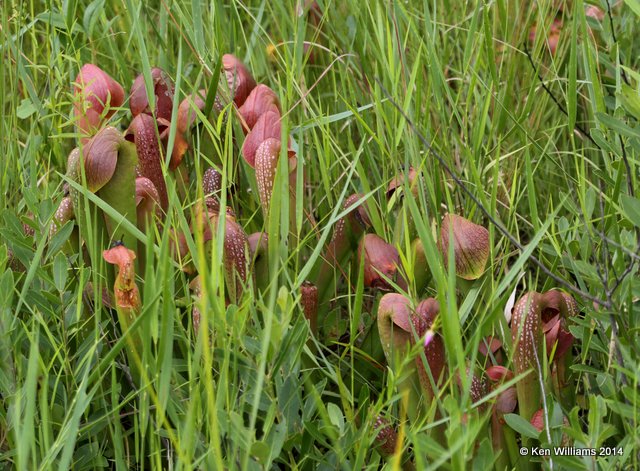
(35, 50, 585, 468)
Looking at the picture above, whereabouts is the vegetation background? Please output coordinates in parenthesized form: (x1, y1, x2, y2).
(0, 0, 638, 469)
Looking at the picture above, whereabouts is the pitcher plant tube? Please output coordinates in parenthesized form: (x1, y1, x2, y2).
(194, 207, 250, 306)
(67, 126, 138, 252)
(125, 113, 169, 210)
(254, 137, 297, 223)
(510, 290, 577, 430)
(377, 293, 430, 423)
(316, 193, 372, 304)
(49, 196, 78, 254)
(300, 281, 318, 335)
(102, 243, 142, 378)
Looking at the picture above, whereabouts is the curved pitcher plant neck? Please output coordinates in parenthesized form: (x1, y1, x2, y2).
(510, 290, 577, 426)
(73, 64, 125, 141)
(103, 243, 142, 378)
(129, 67, 175, 121)
(438, 213, 490, 281)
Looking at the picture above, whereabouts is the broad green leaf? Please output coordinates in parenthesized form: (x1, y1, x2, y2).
(596, 112, 640, 140)
(620, 194, 640, 227)
(503, 413, 540, 439)
(47, 221, 74, 256)
(52, 252, 68, 292)
(327, 403, 344, 431)
(96, 140, 139, 249)
(623, 0, 640, 17)
(250, 441, 270, 465)
(16, 98, 36, 119)
(620, 84, 640, 121)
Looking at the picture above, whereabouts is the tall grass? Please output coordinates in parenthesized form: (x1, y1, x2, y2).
(1, 0, 638, 469)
